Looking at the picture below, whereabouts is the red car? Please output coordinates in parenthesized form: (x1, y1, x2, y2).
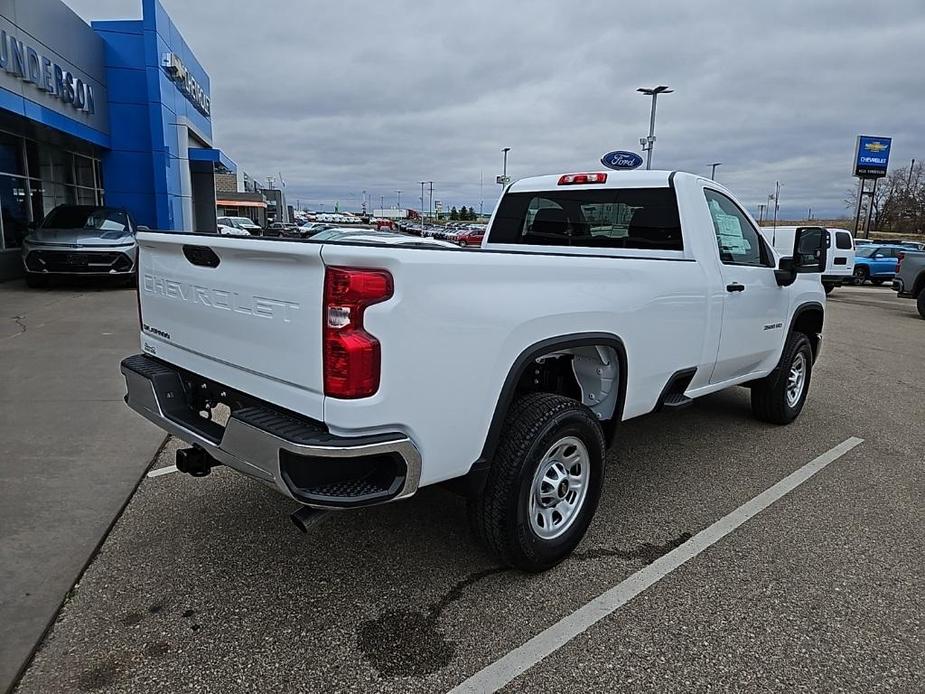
(456, 229, 484, 247)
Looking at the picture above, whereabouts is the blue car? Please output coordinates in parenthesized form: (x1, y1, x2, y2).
(852, 245, 907, 285)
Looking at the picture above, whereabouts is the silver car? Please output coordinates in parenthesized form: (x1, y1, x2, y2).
(21, 205, 139, 287)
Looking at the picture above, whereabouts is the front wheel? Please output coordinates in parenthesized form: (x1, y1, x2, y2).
(468, 393, 605, 571)
(751, 332, 813, 424)
(458, 240, 467, 247)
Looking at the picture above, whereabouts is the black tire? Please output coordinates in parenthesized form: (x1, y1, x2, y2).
(24, 273, 48, 288)
(468, 393, 605, 572)
(459, 240, 467, 247)
(751, 332, 813, 425)
(852, 267, 868, 286)
(917, 292, 925, 319)
(823, 283, 834, 295)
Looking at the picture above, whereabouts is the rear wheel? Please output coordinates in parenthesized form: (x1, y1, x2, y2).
(751, 332, 813, 425)
(468, 393, 605, 571)
(459, 240, 467, 247)
(852, 266, 868, 285)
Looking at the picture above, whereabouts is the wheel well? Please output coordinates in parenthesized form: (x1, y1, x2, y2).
(792, 307, 824, 357)
(474, 335, 627, 474)
(511, 345, 621, 422)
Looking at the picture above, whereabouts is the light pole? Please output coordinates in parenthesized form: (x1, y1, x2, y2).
(500, 147, 511, 185)
(419, 181, 426, 224)
(637, 85, 672, 170)
(757, 203, 766, 224)
(396, 190, 401, 210)
(709, 162, 722, 180)
(427, 181, 434, 221)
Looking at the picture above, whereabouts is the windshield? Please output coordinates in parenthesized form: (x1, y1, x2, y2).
(231, 217, 258, 227)
(41, 206, 129, 232)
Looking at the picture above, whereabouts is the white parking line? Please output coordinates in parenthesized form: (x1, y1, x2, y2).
(448, 436, 864, 694)
(146, 465, 178, 478)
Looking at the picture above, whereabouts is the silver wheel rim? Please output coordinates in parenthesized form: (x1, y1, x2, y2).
(528, 436, 590, 540)
(786, 351, 807, 408)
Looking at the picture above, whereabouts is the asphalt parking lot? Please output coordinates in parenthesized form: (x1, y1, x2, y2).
(11, 285, 924, 693)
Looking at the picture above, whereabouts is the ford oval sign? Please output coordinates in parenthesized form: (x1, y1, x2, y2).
(601, 150, 643, 170)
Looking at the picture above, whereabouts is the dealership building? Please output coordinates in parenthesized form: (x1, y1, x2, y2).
(0, 0, 237, 280)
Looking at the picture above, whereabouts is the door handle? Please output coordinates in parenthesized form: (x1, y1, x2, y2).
(726, 282, 746, 292)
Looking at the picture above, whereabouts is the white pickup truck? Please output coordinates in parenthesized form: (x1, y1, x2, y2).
(121, 170, 827, 571)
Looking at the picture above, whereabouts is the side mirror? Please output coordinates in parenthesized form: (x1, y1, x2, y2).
(775, 226, 827, 286)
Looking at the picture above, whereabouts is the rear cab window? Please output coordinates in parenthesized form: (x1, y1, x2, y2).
(487, 187, 683, 251)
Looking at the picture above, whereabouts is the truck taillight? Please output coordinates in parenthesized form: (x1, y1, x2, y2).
(558, 172, 607, 185)
(323, 267, 393, 398)
(897, 252, 904, 273)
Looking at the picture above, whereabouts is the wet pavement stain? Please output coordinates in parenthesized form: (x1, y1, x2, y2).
(77, 658, 119, 691)
(572, 532, 693, 564)
(357, 533, 691, 677)
(120, 611, 143, 627)
(143, 641, 170, 658)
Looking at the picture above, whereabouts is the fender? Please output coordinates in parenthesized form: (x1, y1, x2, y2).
(787, 301, 824, 361)
(469, 332, 628, 480)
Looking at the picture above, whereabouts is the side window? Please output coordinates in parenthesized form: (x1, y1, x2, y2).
(704, 189, 770, 267)
(488, 187, 683, 251)
(835, 231, 852, 250)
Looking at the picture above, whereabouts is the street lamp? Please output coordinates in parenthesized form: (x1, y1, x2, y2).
(500, 147, 511, 185)
(419, 181, 426, 224)
(396, 190, 401, 210)
(637, 85, 673, 170)
(426, 181, 434, 221)
(708, 162, 722, 180)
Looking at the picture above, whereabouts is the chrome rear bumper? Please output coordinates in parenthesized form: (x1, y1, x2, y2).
(120, 354, 421, 508)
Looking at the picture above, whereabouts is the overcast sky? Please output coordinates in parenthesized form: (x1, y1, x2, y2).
(68, 0, 924, 218)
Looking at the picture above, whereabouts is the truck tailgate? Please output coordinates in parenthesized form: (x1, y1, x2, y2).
(136, 232, 325, 419)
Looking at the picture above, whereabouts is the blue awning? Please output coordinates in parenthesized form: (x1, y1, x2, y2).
(188, 147, 237, 174)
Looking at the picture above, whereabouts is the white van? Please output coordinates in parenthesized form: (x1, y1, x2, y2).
(759, 226, 855, 294)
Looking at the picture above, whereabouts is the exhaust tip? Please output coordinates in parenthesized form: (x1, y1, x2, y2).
(291, 505, 331, 534)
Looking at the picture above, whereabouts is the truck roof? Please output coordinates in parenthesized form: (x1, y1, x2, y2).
(509, 170, 676, 193)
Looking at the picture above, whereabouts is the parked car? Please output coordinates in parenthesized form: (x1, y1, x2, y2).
(852, 245, 907, 285)
(759, 226, 854, 294)
(217, 216, 261, 236)
(21, 205, 139, 287)
(456, 228, 485, 247)
(892, 250, 925, 318)
(122, 170, 827, 571)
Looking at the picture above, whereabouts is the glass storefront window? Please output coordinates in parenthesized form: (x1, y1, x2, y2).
(0, 175, 30, 248)
(38, 145, 74, 185)
(0, 132, 25, 176)
(75, 156, 95, 188)
(76, 187, 96, 205)
(0, 130, 103, 251)
(25, 140, 40, 179)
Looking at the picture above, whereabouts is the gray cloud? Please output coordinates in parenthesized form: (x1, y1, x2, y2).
(69, 0, 925, 217)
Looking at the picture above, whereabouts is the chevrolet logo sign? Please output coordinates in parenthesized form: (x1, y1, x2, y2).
(864, 141, 888, 153)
